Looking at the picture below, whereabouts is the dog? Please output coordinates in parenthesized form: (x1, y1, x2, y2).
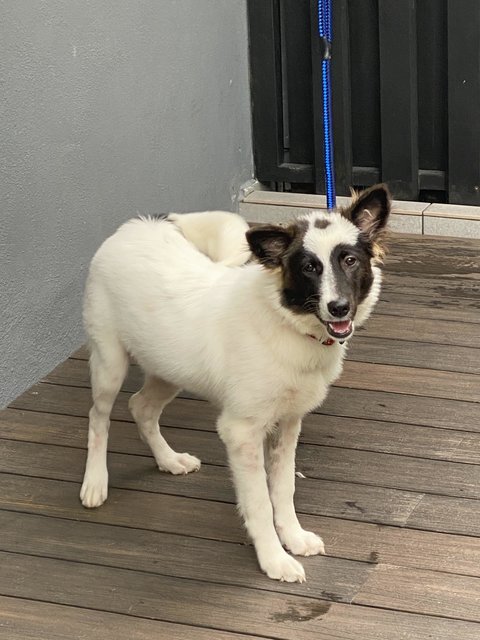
(80, 184, 390, 582)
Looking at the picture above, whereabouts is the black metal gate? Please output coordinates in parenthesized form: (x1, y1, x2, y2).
(247, 0, 480, 204)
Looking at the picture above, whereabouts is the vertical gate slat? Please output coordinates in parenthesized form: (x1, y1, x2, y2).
(332, 0, 353, 196)
(282, 0, 314, 166)
(247, 0, 284, 181)
(447, 0, 480, 205)
(310, 0, 326, 194)
(378, 0, 419, 199)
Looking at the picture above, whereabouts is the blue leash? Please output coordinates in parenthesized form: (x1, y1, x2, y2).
(317, 0, 336, 211)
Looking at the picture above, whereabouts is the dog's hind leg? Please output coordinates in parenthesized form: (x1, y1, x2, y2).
(266, 417, 325, 557)
(129, 375, 201, 475)
(80, 337, 129, 508)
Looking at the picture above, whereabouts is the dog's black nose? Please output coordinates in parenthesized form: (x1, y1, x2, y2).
(328, 299, 350, 318)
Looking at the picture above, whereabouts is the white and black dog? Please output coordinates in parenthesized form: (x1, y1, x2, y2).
(80, 184, 390, 582)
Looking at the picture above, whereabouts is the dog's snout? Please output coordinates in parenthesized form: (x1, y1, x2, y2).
(327, 299, 350, 318)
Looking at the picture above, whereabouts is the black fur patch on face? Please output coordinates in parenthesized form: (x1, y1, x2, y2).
(329, 239, 374, 310)
(314, 218, 330, 230)
(281, 247, 323, 314)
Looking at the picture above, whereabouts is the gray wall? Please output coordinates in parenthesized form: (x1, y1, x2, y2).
(0, 0, 253, 407)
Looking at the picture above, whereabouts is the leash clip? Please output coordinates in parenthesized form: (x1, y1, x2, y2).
(320, 36, 331, 60)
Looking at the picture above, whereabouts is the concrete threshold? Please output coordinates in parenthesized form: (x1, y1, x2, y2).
(239, 189, 480, 239)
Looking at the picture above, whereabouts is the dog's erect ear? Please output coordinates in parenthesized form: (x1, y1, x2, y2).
(246, 224, 296, 267)
(343, 184, 391, 241)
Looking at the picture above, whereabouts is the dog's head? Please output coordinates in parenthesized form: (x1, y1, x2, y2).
(246, 184, 391, 341)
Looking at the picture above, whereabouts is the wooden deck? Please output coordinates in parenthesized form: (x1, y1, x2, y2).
(1, 233, 479, 639)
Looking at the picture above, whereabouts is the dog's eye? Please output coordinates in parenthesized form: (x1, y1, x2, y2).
(303, 262, 316, 273)
(344, 255, 357, 267)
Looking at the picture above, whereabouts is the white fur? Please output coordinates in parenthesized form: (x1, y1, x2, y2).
(80, 210, 380, 582)
(167, 211, 251, 266)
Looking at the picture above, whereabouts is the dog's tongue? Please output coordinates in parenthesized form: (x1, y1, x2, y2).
(328, 320, 352, 335)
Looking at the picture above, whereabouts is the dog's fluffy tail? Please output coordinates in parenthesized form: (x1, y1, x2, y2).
(167, 211, 251, 267)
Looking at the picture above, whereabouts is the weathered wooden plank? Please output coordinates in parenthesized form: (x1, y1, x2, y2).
(375, 294, 480, 325)
(381, 272, 479, 303)
(337, 361, 480, 402)
(348, 337, 480, 375)
(317, 515, 480, 578)
(322, 387, 478, 431)
(13, 378, 479, 434)
(0, 405, 217, 444)
(10, 383, 212, 427)
(4, 405, 480, 465)
(3, 597, 479, 640)
(71, 345, 89, 360)
(1, 470, 479, 558)
(0, 469, 423, 535)
(355, 564, 480, 622)
(0, 550, 335, 639)
(1, 551, 479, 639)
(45, 358, 143, 392)
(0, 472, 245, 542)
(0, 437, 234, 502)
(297, 445, 480, 499)
(0, 510, 372, 602)
(3, 505, 480, 591)
(0, 595, 259, 640)
(2, 436, 480, 535)
(45, 352, 480, 402)
(385, 234, 480, 274)
(0, 442, 426, 526)
(304, 415, 480, 464)
(2, 430, 479, 500)
(360, 314, 480, 348)
(406, 493, 480, 537)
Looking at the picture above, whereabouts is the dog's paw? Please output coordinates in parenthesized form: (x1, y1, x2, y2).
(158, 452, 201, 475)
(280, 528, 326, 557)
(80, 472, 108, 508)
(260, 550, 306, 583)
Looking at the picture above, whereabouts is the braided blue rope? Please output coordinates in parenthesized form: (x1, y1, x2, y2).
(318, 0, 336, 211)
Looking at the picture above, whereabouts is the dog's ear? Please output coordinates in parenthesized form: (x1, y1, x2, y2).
(343, 184, 391, 241)
(246, 224, 296, 267)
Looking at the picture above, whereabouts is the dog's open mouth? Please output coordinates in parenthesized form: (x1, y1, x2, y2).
(325, 320, 353, 340)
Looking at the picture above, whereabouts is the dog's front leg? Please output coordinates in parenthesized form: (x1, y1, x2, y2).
(217, 412, 306, 582)
(266, 417, 325, 557)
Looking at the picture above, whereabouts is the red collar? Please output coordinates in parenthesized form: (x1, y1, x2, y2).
(307, 334, 335, 346)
